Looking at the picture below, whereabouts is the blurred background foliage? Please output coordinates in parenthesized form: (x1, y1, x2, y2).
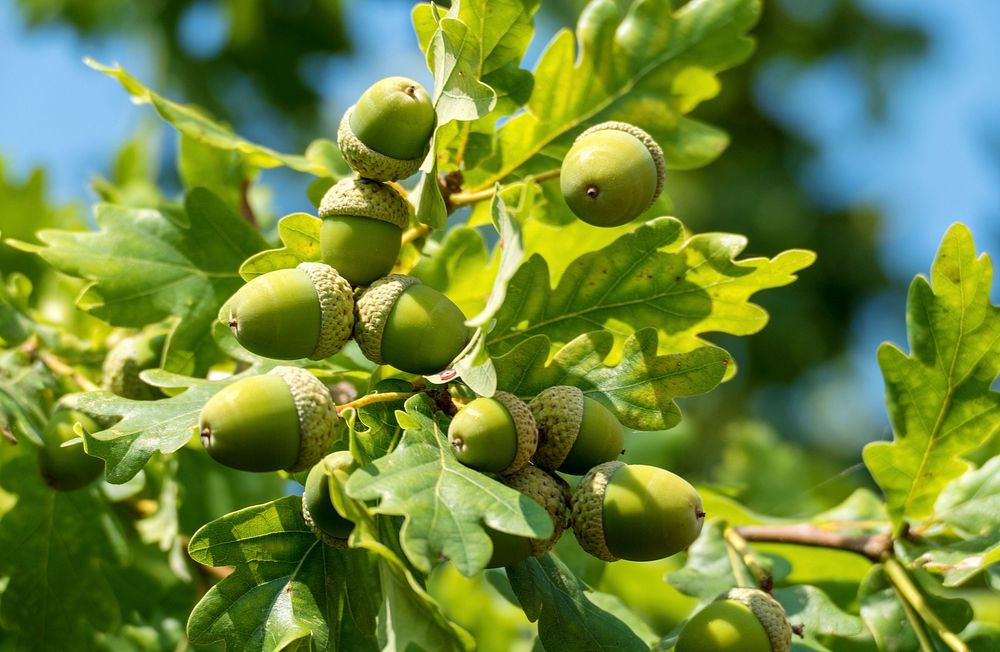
(2, 0, 998, 644)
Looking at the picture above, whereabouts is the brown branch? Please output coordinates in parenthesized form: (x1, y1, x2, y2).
(1, 424, 17, 445)
(735, 524, 893, 562)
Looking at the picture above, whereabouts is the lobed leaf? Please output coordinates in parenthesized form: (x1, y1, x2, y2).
(864, 223, 1000, 526)
(239, 213, 323, 280)
(346, 394, 552, 576)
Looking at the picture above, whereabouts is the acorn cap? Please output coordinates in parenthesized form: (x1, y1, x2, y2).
(296, 262, 355, 359)
(337, 106, 427, 181)
(503, 465, 571, 555)
(493, 392, 539, 476)
(570, 460, 622, 561)
(319, 177, 411, 230)
(722, 588, 793, 652)
(301, 450, 355, 549)
(529, 385, 584, 470)
(269, 366, 337, 472)
(577, 121, 665, 210)
(353, 274, 421, 365)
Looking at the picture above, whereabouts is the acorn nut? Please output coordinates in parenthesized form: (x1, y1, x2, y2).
(102, 329, 167, 400)
(338, 76, 435, 181)
(448, 392, 537, 476)
(37, 409, 104, 491)
(318, 178, 410, 286)
(529, 385, 624, 474)
(301, 451, 356, 548)
(571, 461, 705, 562)
(227, 262, 354, 361)
(199, 366, 337, 473)
(560, 121, 665, 227)
(354, 274, 470, 375)
(486, 465, 571, 568)
(676, 588, 793, 652)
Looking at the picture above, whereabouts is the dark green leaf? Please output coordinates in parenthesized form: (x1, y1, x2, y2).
(666, 520, 736, 600)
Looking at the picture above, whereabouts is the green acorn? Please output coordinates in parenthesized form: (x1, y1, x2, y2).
(227, 262, 354, 361)
(301, 451, 356, 548)
(199, 366, 337, 473)
(676, 588, 793, 652)
(529, 385, 624, 475)
(338, 77, 435, 181)
(560, 121, 665, 227)
(447, 392, 537, 476)
(571, 461, 704, 562)
(354, 274, 470, 375)
(486, 465, 571, 568)
(318, 178, 411, 286)
(102, 330, 167, 400)
(37, 409, 104, 491)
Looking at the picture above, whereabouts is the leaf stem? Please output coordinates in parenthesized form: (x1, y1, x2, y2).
(37, 349, 101, 393)
(724, 527, 771, 587)
(884, 558, 969, 652)
(335, 392, 417, 414)
(401, 224, 433, 247)
(734, 524, 893, 562)
(448, 168, 561, 208)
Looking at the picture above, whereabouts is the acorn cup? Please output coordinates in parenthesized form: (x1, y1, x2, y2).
(353, 274, 471, 376)
(102, 329, 167, 400)
(226, 262, 354, 361)
(318, 178, 411, 287)
(571, 461, 705, 562)
(338, 76, 436, 181)
(447, 392, 538, 476)
(560, 121, 666, 227)
(675, 588, 793, 652)
(37, 409, 104, 491)
(529, 385, 624, 475)
(301, 451, 356, 549)
(486, 465, 571, 568)
(199, 366, 337, 473)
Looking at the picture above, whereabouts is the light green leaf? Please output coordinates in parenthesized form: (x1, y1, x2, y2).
(187, 495, 380, 651)
(346, 394, 552, 576)
(16, 189, 268, 376)
(86, 59, 337, 177)
(864, 223, 1000, 525)
(666, 520, 737, 601)
(468, 188, 525, 328)
(505, 554, 649, 652)
(494, 329, 729, 431)
(936, 456, 1000, 537)
(913, 533, 1000, 588)
(463, 0, 761, 195)
(410, 226, 491, 318)
(488, 217, 816, 369)
(428, 327, 497, 397)
(239, 213, 323, 280)
(178, 134, 247, 216)
(0, 454, 128, 650)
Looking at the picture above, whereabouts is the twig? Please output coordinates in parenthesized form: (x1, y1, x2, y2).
(239, 179, 257, 227)
(884, 558, 969, 652)
(735, 524, 893, 562)
(724, 527, 771, 587)
(36, 349, 101, 393)
(401, 224, 432, 247)
(1, 424, 17, 445)
(335, 392, 417, 414)
(725, 539, 755, 589)
(448, 168, 561, 208)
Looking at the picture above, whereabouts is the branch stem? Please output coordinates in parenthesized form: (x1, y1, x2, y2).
(884, 558, 969, 652)
(724, 527, 771, 587)
(734, 524, 892, 562)
(37, 349, 100, 393)
(448, 168, 561, 208)
(401, 224, 432, 247)
(335, 392, 417, 414)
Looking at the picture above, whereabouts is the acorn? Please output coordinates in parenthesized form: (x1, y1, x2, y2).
(486, 465, 571, 568)
(102, 330, 167, 400)
(447, 392, 537, 476)
(560, 121, 665, 227)
(37, 409, 104, 491)
(676, 588, 793, 652)
(571, 461, 704, 562)
(227, 262, 354, 361)
(301, 451, 356, 548)
(354, 274, 470, 375)
(338, 76, 436, 181)
(199, 366, 337, 473)
(318, 178, 410, 286)
(529, 385, 624, 475)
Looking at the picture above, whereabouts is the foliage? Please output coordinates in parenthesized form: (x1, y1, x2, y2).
(1, 1, 997, 651)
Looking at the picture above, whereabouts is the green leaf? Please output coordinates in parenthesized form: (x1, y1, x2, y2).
(0, 454, 128, 649)
(463, 0, 761, 195)
(666, 520, 737, 601)
(346, 394, 553, 575)
(187, 495, 380, 651)
(0, 349, 55, 445)
(178, 134, 247, 216)
(488, 217, 816, 368)
(864, 223, 1000, 525)
(495, 329, 729, 431)
(911, 533, 1000, 588)
(239, 213, 323, 280)
(87, 59, 337, 177)
(505, 554, 649, 652)
(936, 456, 1000, 537)
(773, 585, 864, 641)
(17, 189, 268, 376)
(411, 226, 492, 321)
(468, 188, 525, 328)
